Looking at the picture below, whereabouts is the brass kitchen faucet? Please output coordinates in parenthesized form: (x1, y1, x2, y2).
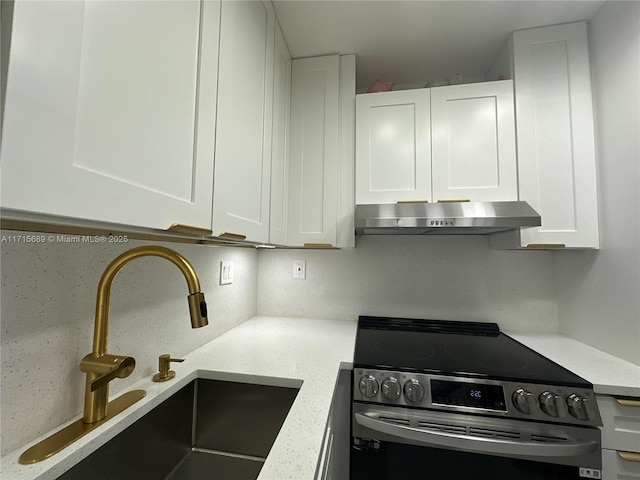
(19, 246, 209, 464)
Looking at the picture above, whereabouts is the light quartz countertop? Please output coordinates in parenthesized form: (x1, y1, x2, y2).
(2, 316, 639, 480)
(506, 331, 640, 397)
(1, 317, 358, 480)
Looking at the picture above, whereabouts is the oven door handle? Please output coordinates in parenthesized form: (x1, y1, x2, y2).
(355, 412, 600, 458)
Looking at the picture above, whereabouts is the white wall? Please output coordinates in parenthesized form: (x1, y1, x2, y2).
(555, 1, 640, 366)
(258, 235, 559, 332)
(0, 232, 258, 455)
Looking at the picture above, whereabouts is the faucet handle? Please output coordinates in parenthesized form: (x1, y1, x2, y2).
(152, 354, 184, 382)
(80, 354, 136, 392)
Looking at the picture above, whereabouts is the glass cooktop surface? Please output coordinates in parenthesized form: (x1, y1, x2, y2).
(354, 316, 590, 388)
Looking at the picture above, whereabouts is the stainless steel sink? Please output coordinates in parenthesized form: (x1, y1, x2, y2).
(57, 378, 300, 480)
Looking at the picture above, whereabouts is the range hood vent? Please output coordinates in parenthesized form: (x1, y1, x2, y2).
(355, 201, 541, 236)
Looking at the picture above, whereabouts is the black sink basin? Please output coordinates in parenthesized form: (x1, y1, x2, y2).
(57, 378, 300, 480)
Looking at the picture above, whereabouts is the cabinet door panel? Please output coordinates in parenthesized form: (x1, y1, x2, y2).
(369, 104, 420, 191)
(73, 2, 199, 202)
(355, 90, 431, 204)
(288, 55, 340, 246)
(602, 449, 640, 479)
(514, 22, 599, 248)
(213, 0, 274, 242)
(1, 1, 219, 230)
(598, 395, 640, 452)
(431, 80, 517, 202)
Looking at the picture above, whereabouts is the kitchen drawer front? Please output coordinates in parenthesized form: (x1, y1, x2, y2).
(602, 449, 640, 479)
(597, 395, 640, 451)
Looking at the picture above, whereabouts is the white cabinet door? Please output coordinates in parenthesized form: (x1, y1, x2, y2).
(288, 54, 355, 248)
(598, 395, 640, 452)
(288, 55, 339, 247)
(355, 89, 432, 204)
(602, 449, 640, 479)
(269, 21, 292, 246)
(315, 368, 351, 480)
(513, 22, 599, 248)
(287, 55, 340, 247)
(213, 0, 275, 243)
(431, 80, 518, 202)
(1, 1, 220, 232)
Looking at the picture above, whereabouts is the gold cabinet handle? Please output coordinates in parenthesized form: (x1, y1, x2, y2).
(618, 451, 640, 463)
(615, 397, 640, 407)
(167, 224, 213, 236)
(304, 243, 335, 249)
(218, 232, 247, 241)
(525, 244, 566, 249)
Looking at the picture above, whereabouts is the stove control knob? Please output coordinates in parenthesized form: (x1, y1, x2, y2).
(403, 378, 425, 403)
(381, 377, 401, 401)
(539, 391, 559, 417)
(512, 388, 533, 414)
(359, 375, 379, 398)
(567, 394, 589, 421)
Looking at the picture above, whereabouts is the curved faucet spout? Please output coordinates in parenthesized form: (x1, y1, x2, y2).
(83, 245, 209, 424)
(92, 245, 208, 356)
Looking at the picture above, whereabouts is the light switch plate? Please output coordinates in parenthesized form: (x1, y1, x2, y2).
(220, 261, 234, 285)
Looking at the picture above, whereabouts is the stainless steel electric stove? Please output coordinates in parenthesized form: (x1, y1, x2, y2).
(351, 316, 603, 480)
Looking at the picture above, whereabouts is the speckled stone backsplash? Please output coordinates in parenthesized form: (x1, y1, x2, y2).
(0, 231, 258, 456)
(258, 235, 560, 331)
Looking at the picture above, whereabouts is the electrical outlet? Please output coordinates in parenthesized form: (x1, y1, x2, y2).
(220, 261, 234, 285)
(293, 260, 306, 279)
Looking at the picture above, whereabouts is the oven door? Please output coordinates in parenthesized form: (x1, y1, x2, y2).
(351, 403, 602, 480)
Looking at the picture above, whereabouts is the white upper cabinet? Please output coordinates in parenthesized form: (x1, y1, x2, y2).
(269, 21, 292, 246)
(505, 22, 599, 249)
(355, 89, 432, 204)
(1, 1, 220, 232)
(431, 80, 517, 202)
(287, 54, 356, 248)
(355, 80, 517, 205)
(213, 0, 275, 243)
(288, 55, 339, 247)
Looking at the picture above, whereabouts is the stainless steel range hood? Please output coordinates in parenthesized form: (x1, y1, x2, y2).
(355, 201, 541, 235)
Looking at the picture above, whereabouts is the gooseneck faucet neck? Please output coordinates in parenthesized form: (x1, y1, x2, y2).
(92, 245, 207, 356)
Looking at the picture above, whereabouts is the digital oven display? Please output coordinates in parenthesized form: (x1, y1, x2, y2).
(430, 380, 507, 411)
